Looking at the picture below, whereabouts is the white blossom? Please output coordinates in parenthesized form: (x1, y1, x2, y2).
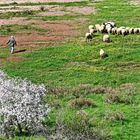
(0, 70, 50, 137)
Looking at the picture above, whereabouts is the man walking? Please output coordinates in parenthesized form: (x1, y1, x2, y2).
(7, 36, 17, 54)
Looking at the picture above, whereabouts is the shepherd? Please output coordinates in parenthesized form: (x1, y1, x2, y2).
(7, 36, 17, 54)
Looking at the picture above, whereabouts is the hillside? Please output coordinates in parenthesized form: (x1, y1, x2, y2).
(0, 0, 140, 139)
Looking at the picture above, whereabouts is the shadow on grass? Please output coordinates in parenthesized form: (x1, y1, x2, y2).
(14, 49, 26, 54)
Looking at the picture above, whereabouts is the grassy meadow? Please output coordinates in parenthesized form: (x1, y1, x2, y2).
(0, 0, 140, 139)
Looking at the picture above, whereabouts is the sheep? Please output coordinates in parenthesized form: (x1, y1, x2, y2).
(106, 27, 112, 34)
(89, 28, 97, 34)
(100, 49, 108, 58)
(133, 28, 139, 34)
(95, 24, 101, 31)
(88, 25, 94, 30)
(95, 24, 105, 33)
(117, 28, 122, 35)
(125, 27, 130, 34)
(111, 27, 117, 34)
(99, 24, 105, 33)
(138, 28, 140, 33)
(85, 32, 93, 42)
(121, 28, 127, 36)
(128, 28, 134, 34)
(103, 34, 110, 42)
(103, 22, 116, 28)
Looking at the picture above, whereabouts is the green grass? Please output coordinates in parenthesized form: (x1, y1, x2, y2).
(0, 24, 49, 36)
(1, 0, 140, 139)
(0, 10, 35, 19)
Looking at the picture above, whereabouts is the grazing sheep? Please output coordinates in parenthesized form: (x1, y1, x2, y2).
(85, 32, 93, 42)
(103, 34, 110, 42)
(125, 27, 130, 34)
(88, 25, 94, 30)
(134, 28, 139, 34)
(121, 28, 127, 36)
(95, 24, 105, 33)
(138, 28, 140, 33)
(95, 24, 101, 31)
(99, 24, 105, 33)
(106, 27, 112, 34)
(117, 28, 122, 35)
(112, 27, 117, 34)
(100, 49, 108, 58)
(129, 28, 134, 34)
(89, 28, 97, 34)
(103, 22, 116, 28)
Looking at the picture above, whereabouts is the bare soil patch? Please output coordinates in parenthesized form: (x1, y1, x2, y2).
(0, 0, 86, 4)
(66, 6, 96, 15)
(0, 17, 30, 25)
(0, 5, 95, 16)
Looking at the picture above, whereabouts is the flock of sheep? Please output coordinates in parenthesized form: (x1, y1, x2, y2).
(85, 22, 140, 58)
(85, 22, 140, 42)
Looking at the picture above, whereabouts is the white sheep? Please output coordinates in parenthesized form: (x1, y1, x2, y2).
(129, 28, 134, 34)
(95, 24, 105, 33)
(89, 28, 97, 34)
(103, 34, 110, 42)
(133, 28, 139, 34)
(121, 28, 127, 36)
(111, 27, 117, 34)
(95, 24, 101, 31)
(88, 25, 94, 30)
(125, 27, 130, 34)
(85, 32, 93, 42)
(100, 49, 108, 58)
(106, 27, 112, 34)
(117, 28, 122, 35)
(103, 22, 116, 28)
(99, 24, 105, 33)
(138, 28, 140, 33)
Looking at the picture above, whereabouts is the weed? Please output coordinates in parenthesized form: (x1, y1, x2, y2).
(68, 97, 96, 108)
(47, 86, 69, 96)
(105, 111, 125, 122)
(105, 91, 120, 104)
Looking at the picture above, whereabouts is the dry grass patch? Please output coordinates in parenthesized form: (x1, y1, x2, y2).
(105, 111, 125, 122)
(72, 84, 112, 96)
(104, 83, 136, 104)
(69, 97, 96, 108)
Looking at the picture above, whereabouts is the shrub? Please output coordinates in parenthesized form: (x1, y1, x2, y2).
(73, 84, 108, 94)
(68, 97, 96, 108)
(105, 92, 120, 103)
(104, 111, 125, 122)
(47, 86, 68, 96)
(105, 90, 134, 104)
(47, 110, 102, 140)
(0, 70, 50, 138)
